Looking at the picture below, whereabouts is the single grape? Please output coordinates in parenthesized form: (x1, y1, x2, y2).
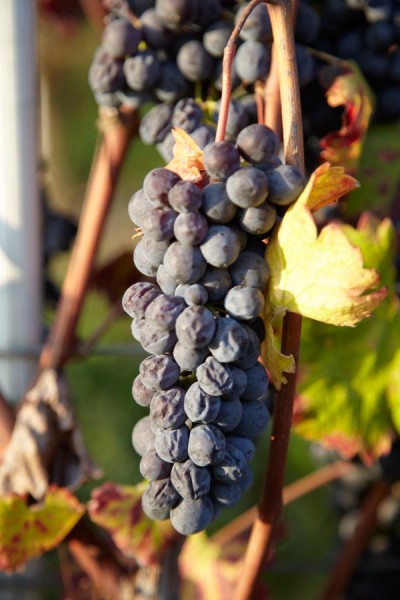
(211, 481, 242, 508)
(226, 436, 256, 461)
(141, 206, 177, 241)
(145, 294, 186, 330)
(191, 124, 216, 149)
(140, 8, 174, 49)
(88, 47, 125, 94)
(211, 444, 248, 483)
(236, 124, 279, 164)
(150, 386, 186, 429)
(266, 165, 306, 206)
(173, 211, 208, 246)
(228, 366, 248, 397)
(155, 59, 190, 103)
(234, 40, 270, 83)
(232, 399, 270, 437)
(236, 2, 272, 43)
(233, 324, 260, 369)
(226, 167, 269, 209)
(202, 182, 237, 224)
(196, 356, 233, 396)
(122, 282, 160, 319)
(128, 188, 152, 227)
(184, 382, 221, 424)
(139, 354, 180, 390)
(183, 283, 208, 306)
(102, 17, 142, 59)
(155, 0, 198, 31)
(229, 251, 270, 291)
(163, 241, 207, 283)
(175, 305, 216, 349)
(137, 322, 177, 354)
(200, 225, 242, 268)
(156, 264, 178, 295)
(209, 316, 248, 363)
(203, 141, 241, 180)
(172, 98, 203, 132)
(133, 237, 169, 277)
(142, 478, 180, 520)
(177, 40, 214, 82)
(188, 423, 226, 466)
(203, 20, 233, 57)
(140, 449, 173, 481)
(154, 424, 190, 462)
(242, 361, 269, 399)
(170, 495, 215, 535)
(132, 416, 156, 456)
(173, 341, 209, 371)
(124, 50, 161, 91)
(224, 285, 265, 320)
(168, 180, 203, 213)
(132, 374, 155, 407)
(237, 202, 277, 235)
(170, 459, 211, 500)
(143, 167, 181, 207)
(139, 103, 173, 145)
(213, 396, 243, 432)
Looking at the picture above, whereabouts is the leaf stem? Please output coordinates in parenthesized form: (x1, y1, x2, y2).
(39, 107, 139, 370)
(233, 1, 304, 597)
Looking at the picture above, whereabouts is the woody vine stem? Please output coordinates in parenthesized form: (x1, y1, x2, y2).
(215, 1, 304, 598)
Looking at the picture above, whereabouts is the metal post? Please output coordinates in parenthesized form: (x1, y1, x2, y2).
(0, 1, 41, 402)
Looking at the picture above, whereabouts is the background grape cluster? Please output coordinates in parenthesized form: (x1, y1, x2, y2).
(122, 124, 306, 534)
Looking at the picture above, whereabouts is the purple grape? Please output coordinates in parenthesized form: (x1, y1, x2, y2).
(141, 206, 177, 241)
(226, 436, 256, 461)
(155, 0, 198, 31)
(170, 460, 211, 500)
(176, 306, 216, 349)
(234, 40, 270, 83)
(229, 251, 270, 291)
(242, 361, 269, 400)
(173, 211, 208, 246)
(200, 225, 242, 268)
(172, 98, 203, 132)
(154, 424, 190, 462)
(211, 444, 248, 483)
(122, 282, 160, 319)
(199, 268, 232, 303)
(132, 374, 154, 407)
(102, 17, 142, 59)
(133, 237, 169, 276)
(145, 294, 186, 330)
(155, 59, 190, 103)
(142, 478, 180, 520)
(232, 398, 270, 437)
(132, 416, 156, 456)
(236, 123, 280, 164)
(173, 341, 209, 371)
(203, 141, 241, 180)
(128, 188, 152, 227)
(211, 481, 242, 508)
(163, 241, 207, 283)
(138, 322, 177, 354)
(150, 386, 186, 429)
(184, 382, 221, 424)
(238, 202, 277, 235)
(170, 495, 215, 535)
(202, 182, 237, 224)
(183, 284, 208, 306)
(188, 424, 226, 466)
(140, 449, 173, 481)
(140, 354, 180, 390)
(177, 40, 214, 82)
(196, 356, 233, 396)
(124, 49, 161, 91)
(157, 264, 178, 295)
(208, 316, 248, 363)
(203, 20, 233, 57)
(143, 168, 181, 207)
(168, 180, 203, 213)
(212, 396, 243, 432)
(266, 165, 306, 206)
(88, 47, 125, 94)
(139, 103, 173, 145)
(224, 285, 265, 321)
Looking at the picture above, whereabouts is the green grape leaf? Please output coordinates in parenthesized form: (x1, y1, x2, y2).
(0, 486, 84, 572)
(320, 60, 374, 174)
(88, 482, 178, 566)
(264, 163, 387, 389)
(294, 214, 400, 461)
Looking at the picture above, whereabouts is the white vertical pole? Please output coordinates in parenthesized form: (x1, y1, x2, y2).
(0, 1, 41, 402)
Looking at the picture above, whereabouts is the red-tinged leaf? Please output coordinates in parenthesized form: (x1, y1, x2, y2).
(0, 486, 84, 573)
(166, 128, 207, 184)
(90, 252, 144, 306)
(88, 482, 178, 566)
(320, 61, 374, 174)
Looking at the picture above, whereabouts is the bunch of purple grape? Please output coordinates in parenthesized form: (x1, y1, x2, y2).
(88, 0, 319, 161)
(122, 123, 306, 535)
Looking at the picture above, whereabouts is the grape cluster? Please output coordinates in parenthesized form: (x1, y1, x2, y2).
(123, 124, 306, 535)
(314, 0, 400, 121)
(89, 0, 319, 162)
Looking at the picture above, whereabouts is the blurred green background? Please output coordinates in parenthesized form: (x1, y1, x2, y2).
(37, 16, 340, 599)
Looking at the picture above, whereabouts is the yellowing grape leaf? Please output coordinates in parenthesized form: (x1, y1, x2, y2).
(0, 486, 84, 572)
(264, 164, 387, 389)
(320, 61, 374, 173)
(166, 128, 206, 183)
(180, 532, 268, 600)
(294, 215, 400, 461)
(88, 482, 178, 566)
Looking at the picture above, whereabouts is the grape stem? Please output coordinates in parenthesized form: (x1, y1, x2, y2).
(39, 107, 139, 370)
(214, 1, 305, 598)
(321, 479, 390, 600)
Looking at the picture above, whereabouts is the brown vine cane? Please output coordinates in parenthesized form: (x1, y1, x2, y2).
(213, 1, 305, 599)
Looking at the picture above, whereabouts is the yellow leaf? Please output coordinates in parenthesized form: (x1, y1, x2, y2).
(264, 164, 387, 389)
(165, 128, 206, 183)
(261, 313, 295, 389)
